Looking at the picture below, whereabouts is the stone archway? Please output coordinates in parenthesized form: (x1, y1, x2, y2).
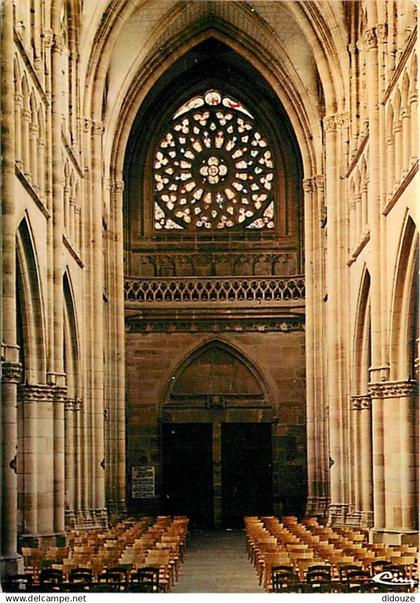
(161, 340, 274, 528)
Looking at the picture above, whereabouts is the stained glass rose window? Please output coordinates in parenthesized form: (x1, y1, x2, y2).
(153, 90, 275, 231)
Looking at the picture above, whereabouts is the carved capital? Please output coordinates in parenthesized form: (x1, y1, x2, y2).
(42, 29, 54, 48)
(351, 394, 372, 410)
(65, 397, 81, 411)
(303, 178, 315, 194)
(83, 118, 92, 133)
(369, 380, 418, 399)
(92, 120, 103, 136)
(18, 384, 55, 403)
(2, 361, 23, 384)
(323, 114, 337, 133)
(303, 176, 325, 194)
(364, 27, 378, 49)
(112, 179, 125, 194)
(336, 112, 350, 128)
(52, 33, 64, 53)
(54, 386, 68, 403)
(376, 23, 387, 44)
(314, 175, 325, 191)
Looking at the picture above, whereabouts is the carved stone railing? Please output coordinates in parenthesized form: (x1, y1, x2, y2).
(124, 276, 305, 304)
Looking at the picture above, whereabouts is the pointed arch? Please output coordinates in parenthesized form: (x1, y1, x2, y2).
(353, 267, 371, 394)
(401, 71, 410, 110)
(161, 337, 273, 409)
(394, 88, 402, 124)
(360, 156, 367, 185)
(409, 53, 417, 97)
(14, 57, 22, 95)
(21, 75, 30, 111)
(389, 215, 419, 380)
(16, 216, 46, 383)
(29, 91, 37, 120)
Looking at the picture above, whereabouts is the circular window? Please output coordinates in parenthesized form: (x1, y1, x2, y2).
(153, 90, 275, 231)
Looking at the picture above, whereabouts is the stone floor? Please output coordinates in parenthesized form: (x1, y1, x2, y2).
(172, 529, 265, 593)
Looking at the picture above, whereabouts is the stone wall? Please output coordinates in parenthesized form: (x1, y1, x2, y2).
(125, 329, 306, 519)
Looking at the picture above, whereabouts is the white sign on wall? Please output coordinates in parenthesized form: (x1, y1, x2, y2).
(132, 466, 155, 499)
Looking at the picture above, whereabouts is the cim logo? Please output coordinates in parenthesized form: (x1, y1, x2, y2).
(371, 570, 418, 590)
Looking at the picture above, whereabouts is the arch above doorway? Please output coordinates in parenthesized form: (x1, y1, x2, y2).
(161, 340, 274, 528)
(163, 339, 272, 420)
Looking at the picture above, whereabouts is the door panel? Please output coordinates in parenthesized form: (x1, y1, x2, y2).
(221, 423, 272, 527)
(162, 423, 213, 527)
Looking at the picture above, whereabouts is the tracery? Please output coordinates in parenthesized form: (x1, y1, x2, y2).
(153, 90, 275, 231)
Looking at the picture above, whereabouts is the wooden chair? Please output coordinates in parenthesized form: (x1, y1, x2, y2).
(260, 553, 291, 589)
(68, 567, 93, 587)
(130, 566, 161, 592)
(271, 565, 299, 592)
(306, 565, 332, 584)
(346, 568, 372, 588)
(39, 568, 63, 590)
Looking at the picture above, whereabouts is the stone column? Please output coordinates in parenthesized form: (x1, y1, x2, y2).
(350, 397, 362, 525)
(1, 360, 23, 575)
(303, 176, 328, 515)
(91, 120, 106, 524)
(50, 31, 66, 537)
(369, 381, 418, 539)
(1, 0, 23, 577)
(73, 399, 84, 527)
(377, 381, 417, 532)
(29, 121, 39, 193)
(64, 398, 76, 527)
(409, 87, 417, 165)
(113, 179, 127, 513)
(365, 24, 388, 532)
(303, 176, 328, 517)
(400, 106, 410, 178)
(18, 386, 40, 539)
(64, 183, 70, 233)
(361, 183, 368, 233)
(393, 119, 402, 188)
(359, 395, 373, 527)
(22, 106, 31, 180)
(324, 114, 347, 524)
(14, 92, 23, 168)
(399, 382, 418, 530)
(303, 177, 316, 514)
(37, 134, 46, 202)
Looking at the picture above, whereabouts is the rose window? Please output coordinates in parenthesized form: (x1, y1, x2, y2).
(153, 90, 275, 231)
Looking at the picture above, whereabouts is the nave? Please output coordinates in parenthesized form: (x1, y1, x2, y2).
(2, 515, 418, 594)
(172, 530, 263, 593)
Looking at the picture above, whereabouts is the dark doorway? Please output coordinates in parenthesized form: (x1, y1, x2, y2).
(162, 423, 213, 528)
(221, 423, 272, 527)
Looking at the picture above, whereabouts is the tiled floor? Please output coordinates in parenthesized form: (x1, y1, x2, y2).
(172, 529, 264, 593)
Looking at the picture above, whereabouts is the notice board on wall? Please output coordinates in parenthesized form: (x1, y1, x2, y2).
(132, 466, 155, 499)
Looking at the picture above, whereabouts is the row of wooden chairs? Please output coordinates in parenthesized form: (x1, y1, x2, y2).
(245, 516, 418, 593)
(2, 567, 163, 592)
(6, 515, 189, 593)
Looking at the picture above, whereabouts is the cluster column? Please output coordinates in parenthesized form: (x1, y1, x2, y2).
(303, 176, 329, 517)
(369, 381, 418, 539)
(1, 0, 22, 576)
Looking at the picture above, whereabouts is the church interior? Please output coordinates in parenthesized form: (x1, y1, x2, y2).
(1, 0, 418, 593)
